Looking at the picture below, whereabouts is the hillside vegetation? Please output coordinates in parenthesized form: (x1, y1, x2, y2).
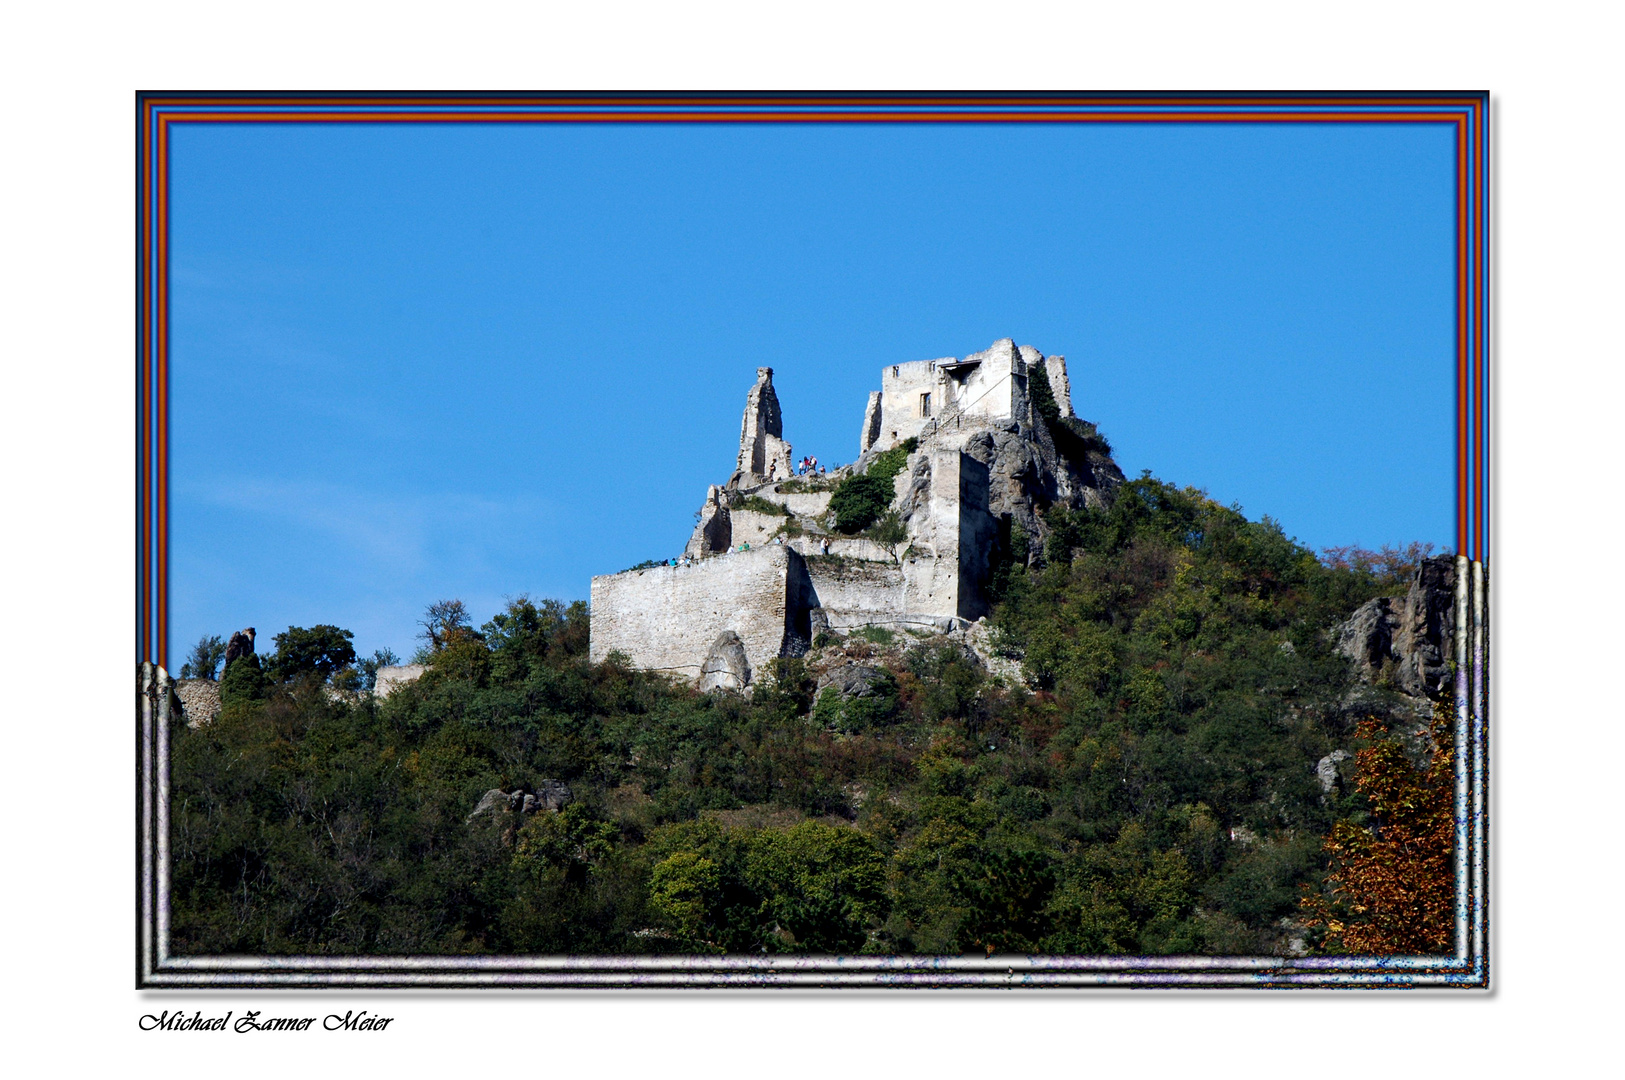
(171, 475, 1438, 956)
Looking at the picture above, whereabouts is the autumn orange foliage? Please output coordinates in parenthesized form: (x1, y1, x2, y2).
(1300, 701, 1456, 954)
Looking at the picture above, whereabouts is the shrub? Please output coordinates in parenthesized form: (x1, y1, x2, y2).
(736, 495, 790, 516)
(829, 438, 916, 533)
(778, 476, 835, 493)
(864, 511, 907, 558)
(1029, 363, 1112, 463)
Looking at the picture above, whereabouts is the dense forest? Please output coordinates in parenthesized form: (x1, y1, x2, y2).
(170, 475, 1450, 957)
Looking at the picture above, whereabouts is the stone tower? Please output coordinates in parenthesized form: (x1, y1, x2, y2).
(731, 367, 794, 487)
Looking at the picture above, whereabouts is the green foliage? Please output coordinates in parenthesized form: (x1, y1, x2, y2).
(1028, 362, 1112, 464)
(778, 475, 835, 493)
(217, 652, 268, 707)
(864, 510, 907, 557)
(267, 624, 357, 684)
(811, 672, 900, 734)
(180, 634, 226, 681)
(647, 820, 888, 953)
(736, 495, 790, 516)
(357, 648, 402, 692)
(622, 559, 666, 572)
(829, 438, 916, 533)
(172, 471, 1416, 958)
(852, 625, 897, 646)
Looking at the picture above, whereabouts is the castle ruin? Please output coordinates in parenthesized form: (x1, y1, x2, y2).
(588, 339, 1125, 690)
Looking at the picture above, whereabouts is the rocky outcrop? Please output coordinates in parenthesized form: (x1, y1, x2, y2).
(223, 627, 256, 673)
(1392, 555, 1456, 697)
(946, 618, 1025, 683)
(1337, 597, 1397, 672)
(1316, 749, 1354, 794)
(815, 663, 887, 698)
(1334, 555, 1457, 698)
(698, 630, 752, 692)
(467, 781, 574, 824)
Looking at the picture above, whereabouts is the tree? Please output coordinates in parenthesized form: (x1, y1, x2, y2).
(266, 625, 357, 683)
(355, 648, 402, 691)
(179, 634, 226, 680)
(743, 823, 889, 953)
(217, 651, 268, 706)
(1299, 701, 1456, 954)
(418, 599, 474, 652)
(864, 510, 908, 563)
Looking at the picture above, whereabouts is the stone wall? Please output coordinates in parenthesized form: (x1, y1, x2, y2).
(728, 509, 791, 548)
(590, 545, 805, 681)
(874, 357, 951, 451)
(771, 489, 833, 518)
(375, 664, 426, 697)
(802, 557, 908, 631)
(788, 535, 894, 563)
(174, 678, 221, 728)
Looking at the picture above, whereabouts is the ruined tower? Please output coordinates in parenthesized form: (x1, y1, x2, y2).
(731, 367, 794, 488)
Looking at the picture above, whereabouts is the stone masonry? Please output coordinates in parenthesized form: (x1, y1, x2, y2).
(590, 545, 812, 680)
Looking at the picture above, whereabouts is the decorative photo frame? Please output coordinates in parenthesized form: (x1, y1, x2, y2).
(137, 92, 1489, 988)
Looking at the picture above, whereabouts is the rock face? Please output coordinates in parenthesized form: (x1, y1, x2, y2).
(466, 781, 574, 824)
(1392, 555, 1457, 697)
(815, 663, 887, 698)
(1334, 555, 1457, 697)
(223, 627, 256, 672)
(1317, 749, 1354, 794)
(1337, 597, 1397, 671)
(698, 630, 753, 692)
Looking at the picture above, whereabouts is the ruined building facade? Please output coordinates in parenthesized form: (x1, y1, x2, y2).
(589, 339, 1125, 690)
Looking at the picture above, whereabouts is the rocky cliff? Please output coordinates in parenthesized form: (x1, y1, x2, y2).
(1335, 554, 1458, 699)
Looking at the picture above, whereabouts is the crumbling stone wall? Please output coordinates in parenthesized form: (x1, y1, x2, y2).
(590, 545, 808, 681)
(685, 485, 732, 558)
(375, 664, 426, 698)
(174, 678, 221, 728)
(867, 339, 1055, 455)
(801, 558, 908, 631)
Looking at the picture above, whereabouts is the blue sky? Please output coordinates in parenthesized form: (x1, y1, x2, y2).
(168, 119, 1456, 663)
